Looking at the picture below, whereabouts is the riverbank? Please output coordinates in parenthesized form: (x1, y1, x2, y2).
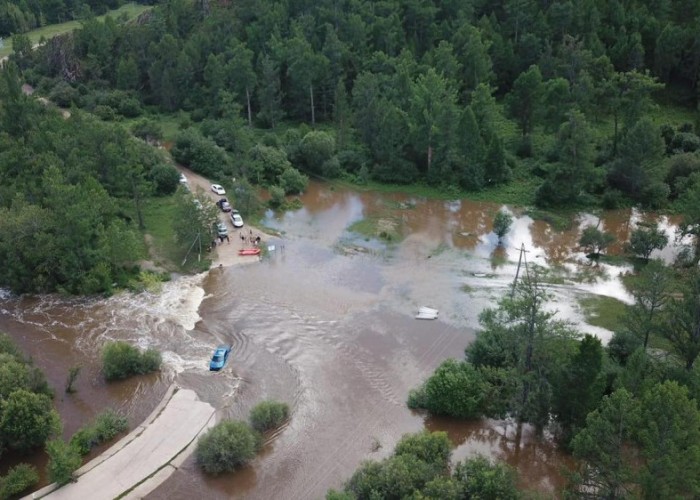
(27, 386, 215, 500)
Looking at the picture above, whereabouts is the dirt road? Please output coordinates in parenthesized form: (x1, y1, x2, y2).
(175, 165, 275, 269)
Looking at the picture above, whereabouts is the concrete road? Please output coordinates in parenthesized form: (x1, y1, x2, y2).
(31, 387, 215, 500)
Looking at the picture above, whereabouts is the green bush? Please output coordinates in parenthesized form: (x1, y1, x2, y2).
(115, 97, 143, 118)
(0, 463, 39, 499)
(279, 167, 308, 195)
(249, 144, 292, 185)
(101, 341, 162, 381)
(408, 359, 487, 419)
(346, 453, 437, 499)
(131, 119, 164, 144)
(452, 456, 520, 499)
(321, 156, 342, 179)
(94, 105, 118, 121)
(70, 410, 128, 455)
(0, 389, 61, 452)
(148, 163, 180, 196)
(407, 386, 427, 409)
(493, 211, 513, 241)
(46, 439, 82, 485)
(268, 186, 285, 209)
(331, 432, 519, 499)
(249, 400, 289, 432)
(0, 333, 22, 358)
(299, 131, 335, 174)
(139, 348, 162, 373)
(196, 420, 261, 475)
(393, 431, 451, 470)
(171, 129, 230, 178)
(0, 357, 31, 399)
(337, 148, 368, 174)
(48, 81, 80, 107)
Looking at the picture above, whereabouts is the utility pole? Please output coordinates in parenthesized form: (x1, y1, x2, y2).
(511, 243, 530, 298)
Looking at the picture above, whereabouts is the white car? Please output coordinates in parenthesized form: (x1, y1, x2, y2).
(179, 173, 188, 184)
(211, 184, 226, 196)
(230, 210, 244, 228)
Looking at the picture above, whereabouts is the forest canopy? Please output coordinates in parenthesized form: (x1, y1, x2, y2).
(5, 0, 700, 294)
(9, 0, 700, 207)
(0, 63, 177, 294)
(0, 0, 154, 36)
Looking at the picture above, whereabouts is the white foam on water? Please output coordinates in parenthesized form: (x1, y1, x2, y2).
(148, 274, 207, 332)
(162, 351, 209, 374)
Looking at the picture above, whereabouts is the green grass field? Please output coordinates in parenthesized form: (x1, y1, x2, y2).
(0, 3, 151, 59)
(578, 295, 628, 332)
(138, 196, 212, 273)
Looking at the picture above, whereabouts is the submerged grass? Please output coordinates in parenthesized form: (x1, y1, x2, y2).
(578, 295, 628, 332)
(334, 172, 539, 207)
(348, 216, 403, 243)
(524, 208, 575, 231)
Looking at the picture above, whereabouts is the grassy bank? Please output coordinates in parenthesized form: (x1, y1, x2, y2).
(139, 196, 211, 273)
(348, 215, 403, 243)
(0, 3, 151, 59)
(578, 295, 628, 332)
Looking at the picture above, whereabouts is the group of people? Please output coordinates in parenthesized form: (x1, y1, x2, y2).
(240, 230, 262, 246)
(210, 234, 230, 250)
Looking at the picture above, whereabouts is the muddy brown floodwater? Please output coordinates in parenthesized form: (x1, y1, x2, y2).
(0, 181, 684, 498)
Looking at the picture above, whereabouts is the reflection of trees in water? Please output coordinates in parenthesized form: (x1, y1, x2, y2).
(529, 219, 580, 263)
(599, 208, 634, 255)
(424, 415, 573, 493)
(527, 209, 667, 264)
(490, 246, 508, 270)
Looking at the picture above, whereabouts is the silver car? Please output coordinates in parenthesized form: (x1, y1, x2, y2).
(230, 210, 244, 228)
(215, 221, 228, 237)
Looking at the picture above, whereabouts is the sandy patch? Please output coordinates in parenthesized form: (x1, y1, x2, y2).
(209, 227, 272, 268)
(175, 166, 275, 270)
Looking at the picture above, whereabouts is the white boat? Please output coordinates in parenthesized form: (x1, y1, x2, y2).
(415, 307, 439, 320)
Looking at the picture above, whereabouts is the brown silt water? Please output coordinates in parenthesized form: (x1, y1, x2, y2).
(0, 181, 684, 497)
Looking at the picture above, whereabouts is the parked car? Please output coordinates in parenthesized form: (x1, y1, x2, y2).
(215, 221, 228, 238)
(230, 210, 244, 228)
(209, 345, 231, 371)
(211, 184, 226, 196)
(216, 198, 232, 212)
(179, 173, 188, 184)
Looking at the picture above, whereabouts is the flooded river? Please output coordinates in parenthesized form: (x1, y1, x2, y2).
(0, 181, 684, 497)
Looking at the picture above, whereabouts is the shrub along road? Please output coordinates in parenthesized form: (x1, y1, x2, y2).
(30, 386, 215, 500)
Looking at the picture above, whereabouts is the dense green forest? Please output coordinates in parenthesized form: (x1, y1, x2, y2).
(9, 0, 700, 212)
(3, 0, 700, 295)
(0, 61, 188, 294)
(0, 0, 153, 36)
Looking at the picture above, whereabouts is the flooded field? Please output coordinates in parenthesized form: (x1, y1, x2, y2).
(0, 181, 684, 497)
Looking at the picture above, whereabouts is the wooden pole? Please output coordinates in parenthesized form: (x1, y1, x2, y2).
(511, 243, 529, 297)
